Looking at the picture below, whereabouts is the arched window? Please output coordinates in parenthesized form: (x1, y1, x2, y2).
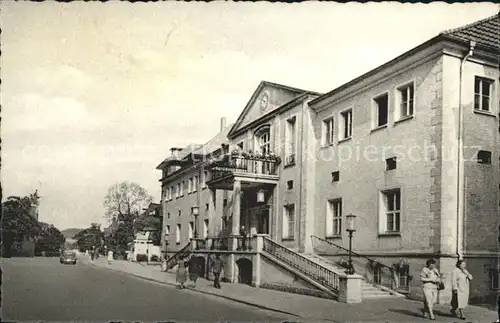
(254, 125, 271, 154)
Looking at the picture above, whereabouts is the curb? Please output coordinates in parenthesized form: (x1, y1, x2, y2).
(83, 260, 302, 319)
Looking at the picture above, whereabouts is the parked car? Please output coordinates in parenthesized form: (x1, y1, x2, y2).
(60, 250, 77, 265)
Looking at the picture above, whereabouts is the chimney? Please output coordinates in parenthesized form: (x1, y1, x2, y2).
(170, 148, 180, 158)
(220, 117, 227, 131)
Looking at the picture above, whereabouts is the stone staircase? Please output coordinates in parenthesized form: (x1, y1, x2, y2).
(301, 253, 404, 299)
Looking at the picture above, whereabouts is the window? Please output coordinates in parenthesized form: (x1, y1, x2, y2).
(282, 204, 295, 239)
(237, 141, 244, 150)
(374, 93, 389, 127)
(167, 212, 170, 219)
(188, 178, 193, 193)
(205, 203, 209, 211)
(386, 157, 397, 170)
(202, 171, 208, 188)
(395, 263, 410, 291)
(398, 83, 414, 118)
(326, 199, 342, 237)
(286, 117, 297, 159)
(331, 171, 340, 182)
(179, 181, 184, 196)
(491, 268, 500, 289)
(188, 221, 194, 239)
(474, 76, 493, 112)
(323, 117, 334, 146)
(223, 199, 228, 207)
(176, 224, 181, 244)
(477, 150, 492, 164)
(259, 131, 271, 154)
(167, 187, 171, 200)
(176, 184, 180, 198)
(203, 219, 209, 238)
(165, 225, 170, 235)
(340, 110, 352, 139)
(287, 180, 294, 190)
(178, 210, 181, 217)
(380, 189, 401, 233)
(193, 175, 198, 192)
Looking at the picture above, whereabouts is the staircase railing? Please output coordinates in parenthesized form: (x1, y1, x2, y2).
(262, 236, 339, 293)
(310, 235, 406, 292)
(164, 242, 191, 271)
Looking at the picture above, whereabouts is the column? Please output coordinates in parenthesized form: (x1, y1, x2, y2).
(231, 180, 241, 235)
(207, 188, 216, 248)
(229, 180, 241, 251)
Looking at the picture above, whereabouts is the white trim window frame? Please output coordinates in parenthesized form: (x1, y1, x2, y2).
(166, 225, 170, 235)
(175, 184, 180, 199)
(259, 131, 271, 154)
(180, 181, 184, 196)
(322, 116, 334, 146)
(188, 221, 194, 239)
(474, 76, 493, 112)
(379, 189, 401, 233)
(396, 81, 415, 120)
(282, 204, 295, 240)
(326, 199, 342, 237)
(193, 175, 198, 192)
(202, 171, 208, 189)
(188, 178, 193, 194)
(339, 109, 353, 140)
(176, 224, 181, 244)
(286, 116, 297, 158)
(372, 92, 389, 128)
(203, 219, 209, 238)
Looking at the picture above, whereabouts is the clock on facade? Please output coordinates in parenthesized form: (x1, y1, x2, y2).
(259, 92, 269, 112)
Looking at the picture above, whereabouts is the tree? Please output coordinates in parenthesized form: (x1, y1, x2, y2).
(1, 193, 41, 257)
(35, 223, 65, 253)
(73, 223, 104, 252)
(103, 181, 152, 223)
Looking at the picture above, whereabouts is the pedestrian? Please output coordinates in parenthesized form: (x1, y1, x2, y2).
(90, 246, 95, 261)
(107, 249, 114, 265)
(420, 258, 443, 320)
(496, 292, 500, 323)
(450, 259, 473, 320)
(212, 254, 224, 289)
(188, 256, 201, 288)
(176, 255, 188, 289)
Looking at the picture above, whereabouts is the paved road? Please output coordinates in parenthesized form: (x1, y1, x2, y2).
(1, 257, 294, 322)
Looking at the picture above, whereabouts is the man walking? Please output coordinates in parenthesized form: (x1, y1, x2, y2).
(212, 254, 224, 289)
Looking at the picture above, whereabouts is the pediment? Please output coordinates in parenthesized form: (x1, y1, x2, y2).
(228, 81, 311, 138)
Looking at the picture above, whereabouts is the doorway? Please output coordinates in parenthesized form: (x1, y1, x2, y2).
(257, 210, 270, 234)
(236, 258, 253, 285)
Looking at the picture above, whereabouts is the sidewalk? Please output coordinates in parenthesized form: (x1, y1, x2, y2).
(82, 256, 498, 323)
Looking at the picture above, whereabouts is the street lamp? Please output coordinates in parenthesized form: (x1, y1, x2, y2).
(345, 214, 357, 275)
(191, 205, 200, 238)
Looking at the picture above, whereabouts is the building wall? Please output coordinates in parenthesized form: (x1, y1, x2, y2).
(312, 55, 443, 256)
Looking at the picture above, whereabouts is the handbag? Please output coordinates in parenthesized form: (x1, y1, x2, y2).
(438, 282, 445, 290)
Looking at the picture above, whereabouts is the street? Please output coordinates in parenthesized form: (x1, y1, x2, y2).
(1, 257, 294, 322)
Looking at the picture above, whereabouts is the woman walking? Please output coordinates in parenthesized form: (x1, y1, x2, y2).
(107, 249, 114, 265)
(420, 258, 443, 320)
(450, 260, 473, 320)
(176, 256, 188, 289)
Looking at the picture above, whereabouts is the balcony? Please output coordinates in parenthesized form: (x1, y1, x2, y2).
(206, 153, 281, 189)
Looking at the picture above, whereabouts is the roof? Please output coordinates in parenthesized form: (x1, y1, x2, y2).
(228, 80, 320, 138)
(442, 13, 500, 50)
(156, 143, 203, 169)
(310, 13, 500, 108)
(191, 123, 234, 156)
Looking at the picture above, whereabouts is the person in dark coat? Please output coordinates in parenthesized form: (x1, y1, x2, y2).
(188, 256, 201, 288)
(211, 254, 224, 289)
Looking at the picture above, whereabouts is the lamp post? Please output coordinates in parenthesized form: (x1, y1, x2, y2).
(345, 214, 357, 275)
(256, 189, 265, 203)
(191, 205, 200, 238)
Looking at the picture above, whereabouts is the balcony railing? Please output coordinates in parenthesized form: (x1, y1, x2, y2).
(207, 155, 280, 182)
(165, 242, 191, 271)
(210, 237, 229, 250)
(310, 235, 410, 293)
(263, 236, 339, 293)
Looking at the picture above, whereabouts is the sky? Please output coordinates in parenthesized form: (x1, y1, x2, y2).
(1, 2, 498, 230)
